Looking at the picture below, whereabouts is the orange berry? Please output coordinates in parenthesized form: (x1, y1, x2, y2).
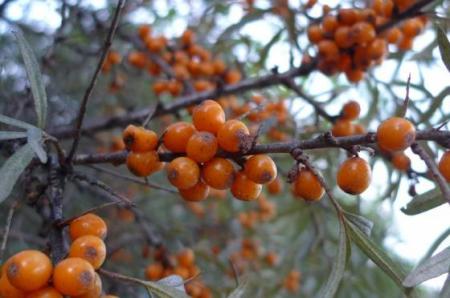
(179, 180, 210, 201)
(224, 69, 241, 85)
(25, 287, 62, 298)
(265, 251, 279, 266)
(267, 177, 283, 194)
(376, 117, 416, 152)
(391, 151, 411, 172)
(231, 172, 262, 201)
(341, 100, 360, 120)
(186, 132, 218, 163)
(193, 80, 214, 92)
(138, 25, 151, 40)
(152, 80, 168, 96)
(177, 249, 195, 267)
(166, 157, 200, 189)
(397, 36, 413, 51)
(108, 51, 122, 65)
(353, 123, 366, 135)
(386, 27, 402, 44)
(76, 272, 102, 298)
(368, 38, 387, 60)
(244, 154, 277, 184)
(402, 18, 423, 38)
(337, 157, 372, 195)
(127, 51, 147, 69)
(69, 213, 107, 241)
(202, 158, 235, 189)
(0, 273, 25, 298)
(438, 151, 450, 182)
(337, 8, 360, 25)
(212, 59, 226, 75)
(5, 250, 52, 292)
(217, 119, 250, 152)
(110, 136, 125, 152)
(307, 25, 323, 44)
(173, 64, 190, 80)
(163, 122, 196, 153)
(145, 263, 164, 281)
(322, 15, 338, 33)
(122, 125, 158, 153)
(317, 40, 339, 59)
(181, 29, 195, 45)
(334, 26, 354, 49)
(145, 36, 167, 53)
(345, 68, 365, 83)
(293, 169, 324, 201)
(192, 100, 226, 134)
(332, 119, 355, 137)
(53, 258, 95, 297)
(68, 235, 106, 269)
(351, 22, 376, 45)
(126, 151, 162, 177)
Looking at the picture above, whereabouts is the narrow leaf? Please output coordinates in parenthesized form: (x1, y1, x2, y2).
(403, 247, 450, 287)
(14, 29, 47, 128)
(143, 279, 189, 298)
(157, 275, 186, 293)
(440, 274, 450, 298)
(437, 27, 450, 73)
(318, 220, 348, 297)
(0, 114, 37, 130)
(401, 188, 446, 215)
(228, 278, 249, 298)
(27, 127, 47, 163)
(347, 221, 407, 288)
(258, 28, 283, 67)
(344, 212, 373, 237)
(0, 131, 27, 141)
(0, 143, 35, 203)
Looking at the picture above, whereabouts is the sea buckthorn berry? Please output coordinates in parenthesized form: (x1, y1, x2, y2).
(341, 100, 361, 120)
(145, 36, 167, 53)
(265, 251, 279, 266)
(145, 263, 164, 281)
(53, 258, 95, 297)
(138, 25, 151, 40)
(217, 119, 250, 152)
(152, 80, 168, 96)
(69, 213, 107, 241)
(332, 119, 355, 137)
(369, 38, 387, 60)
(167, 157, 200, 189)
(402, 18, 423, 38)
(244, 154, 277, 184)
(202, 158, 235, 189)
(353, 123, 366, 135)
(179, 180, 210, 202)
(212, 59, 226, 75)
(351, 22, 376, 45)
(68, 235, 106, 269)
(25, 287, 62, 298)
(293, 169, 324, 201)
(386, 27, 402, 44)
(337, 157, 372, 195)
(322, 15, 338, 33)
(186, 132, 218, 163)
(438, 151, 450, 182)
(76, 272, 102, 298)
(334, 26, 354, 49)
(192, 100, 226, 134)
(0, 272, 25, 298)
(224, 69, 242, 85)
(5, 250, 52, 292)
(267, 177, 283, 194)
(163, 122, 196, 153)
(122, 125, 158, 153)
(307, 25, 323, 44)
(181, 29, 195, 45)
(345, 68, 365, 83)
(177, 249, 195, 267)
(337, 8, 359, 25)
(107, 51, 122, 65)
(231, 172, 262, 201)
(391, 151, 411, 172)
(127, 51, 147, 69)
(398, 36, 413, 51)
(127, 151, 162, 177)
(376, 117, 416, 152)
(317, 40, 339, 59)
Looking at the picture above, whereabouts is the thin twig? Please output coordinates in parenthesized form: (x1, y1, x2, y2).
(66, 0, 126, 163)
(400, 73, 411, 118)
(228, 258, 240, 287)
(57, 201, 122, 227)
(0, 200, 19, 263)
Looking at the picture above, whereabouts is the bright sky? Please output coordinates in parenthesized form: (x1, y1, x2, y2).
(2, 0, 450, 292)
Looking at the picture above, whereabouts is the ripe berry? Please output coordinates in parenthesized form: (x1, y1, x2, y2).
(0, 272, 25, 298)
(293, 169, 324, 201)
(181, 29, 195, 45)
(322, 15, 338, 33)
(122, 125, 158, 153)
(438, 151, 450, 182)
(376, 117, 416, 152)
(138, 25, 151, 40)
(353, 123, 366, 135)
(267, 177, 283, 194)
(69, 213, 107, 241)
(179, 180, 210, 202)
(127, 51, 147, 69)
(307, 25, 323, 43)
(334, 26, 354, 49)
(337, 157, 372, 195)
(163, 122, 196, 153)
(186, 132, 218, 163)
(68, 235, 106, 269)
(5, 250, 52, 291)
(337, 8, 359, 25)
(217, 119, 250, 152)
(145, 263, 164, 281)
(231, 172, 262, 201)
(25, 287, 62, 298)
(351, 22, 376, 45)
(391, 151, 411, 172)
(317, 40, 339, 59)
(167, 157, 200, 189)
(192, 100, 226, 134)
(53, 258, 95, 297)
(177, 249, 195, 267)
(76, 272, 102, 298)
(201, 158, 235, 189)
(332, 119, 355, 137)
(341, 100, 361, 120)
(224, 69, 241, 85)
(244, 154, 277, 184)
(126, 151, 162, 177)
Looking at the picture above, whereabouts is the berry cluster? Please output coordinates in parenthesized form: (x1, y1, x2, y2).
(332, 100, 365, 137)
(238, 194, 277, 229)
(307, 0, 427, 82)
(0, 213, 116, 298)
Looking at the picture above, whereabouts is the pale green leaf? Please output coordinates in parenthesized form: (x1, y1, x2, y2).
(344, 212, 373, 237)
(437, 27, 450, 73)
(27, 127, 47, 163)
(0, 114, 37, 130)
(0, 131, 27, 140)
(401, 188, 446, 215)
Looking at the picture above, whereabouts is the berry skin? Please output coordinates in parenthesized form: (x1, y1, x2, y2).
(53, 258, 95, 297)
(167, 157, 200, 189)
(351, 22, 376, 45)
(177, 249, 195, 267)
(76, 272, 102, 298)
(293, 169, 324, 201)
(126, 151, 162, 177)
(145, 263, 164, 281)
(332, 119, 355, 137)
(186, 132, 218, 163)
(69, 213, 107, 241)
(217, 120, 250, 152)
(307, 25, 323, 43)
(334, 26, 354, 49)
(341, 100, 361, 120)
(267, 177, 283, 194)
(244, 154, 277, 184)
(0, 270, 25, 298)
(438, 151, 450, 182)
(353, 123, 366, 135)
(25, 287, 62, 298)
(231, 172, 262, 201)
(391, 151, 411, 172)
(201, 158, 235, 189)
(122, 125, 158, 153)
(376, 117, 416, 152)
(5, 250, 52, 292)
(337, 157, 372, 195)
(179, 180, 210, 202)
(68, 235, 106, 269)
(163, 122, 196, 153)
(192, 100, 226, 134)
(224, 69, 242, 85)
(127, 51, 147, 69)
